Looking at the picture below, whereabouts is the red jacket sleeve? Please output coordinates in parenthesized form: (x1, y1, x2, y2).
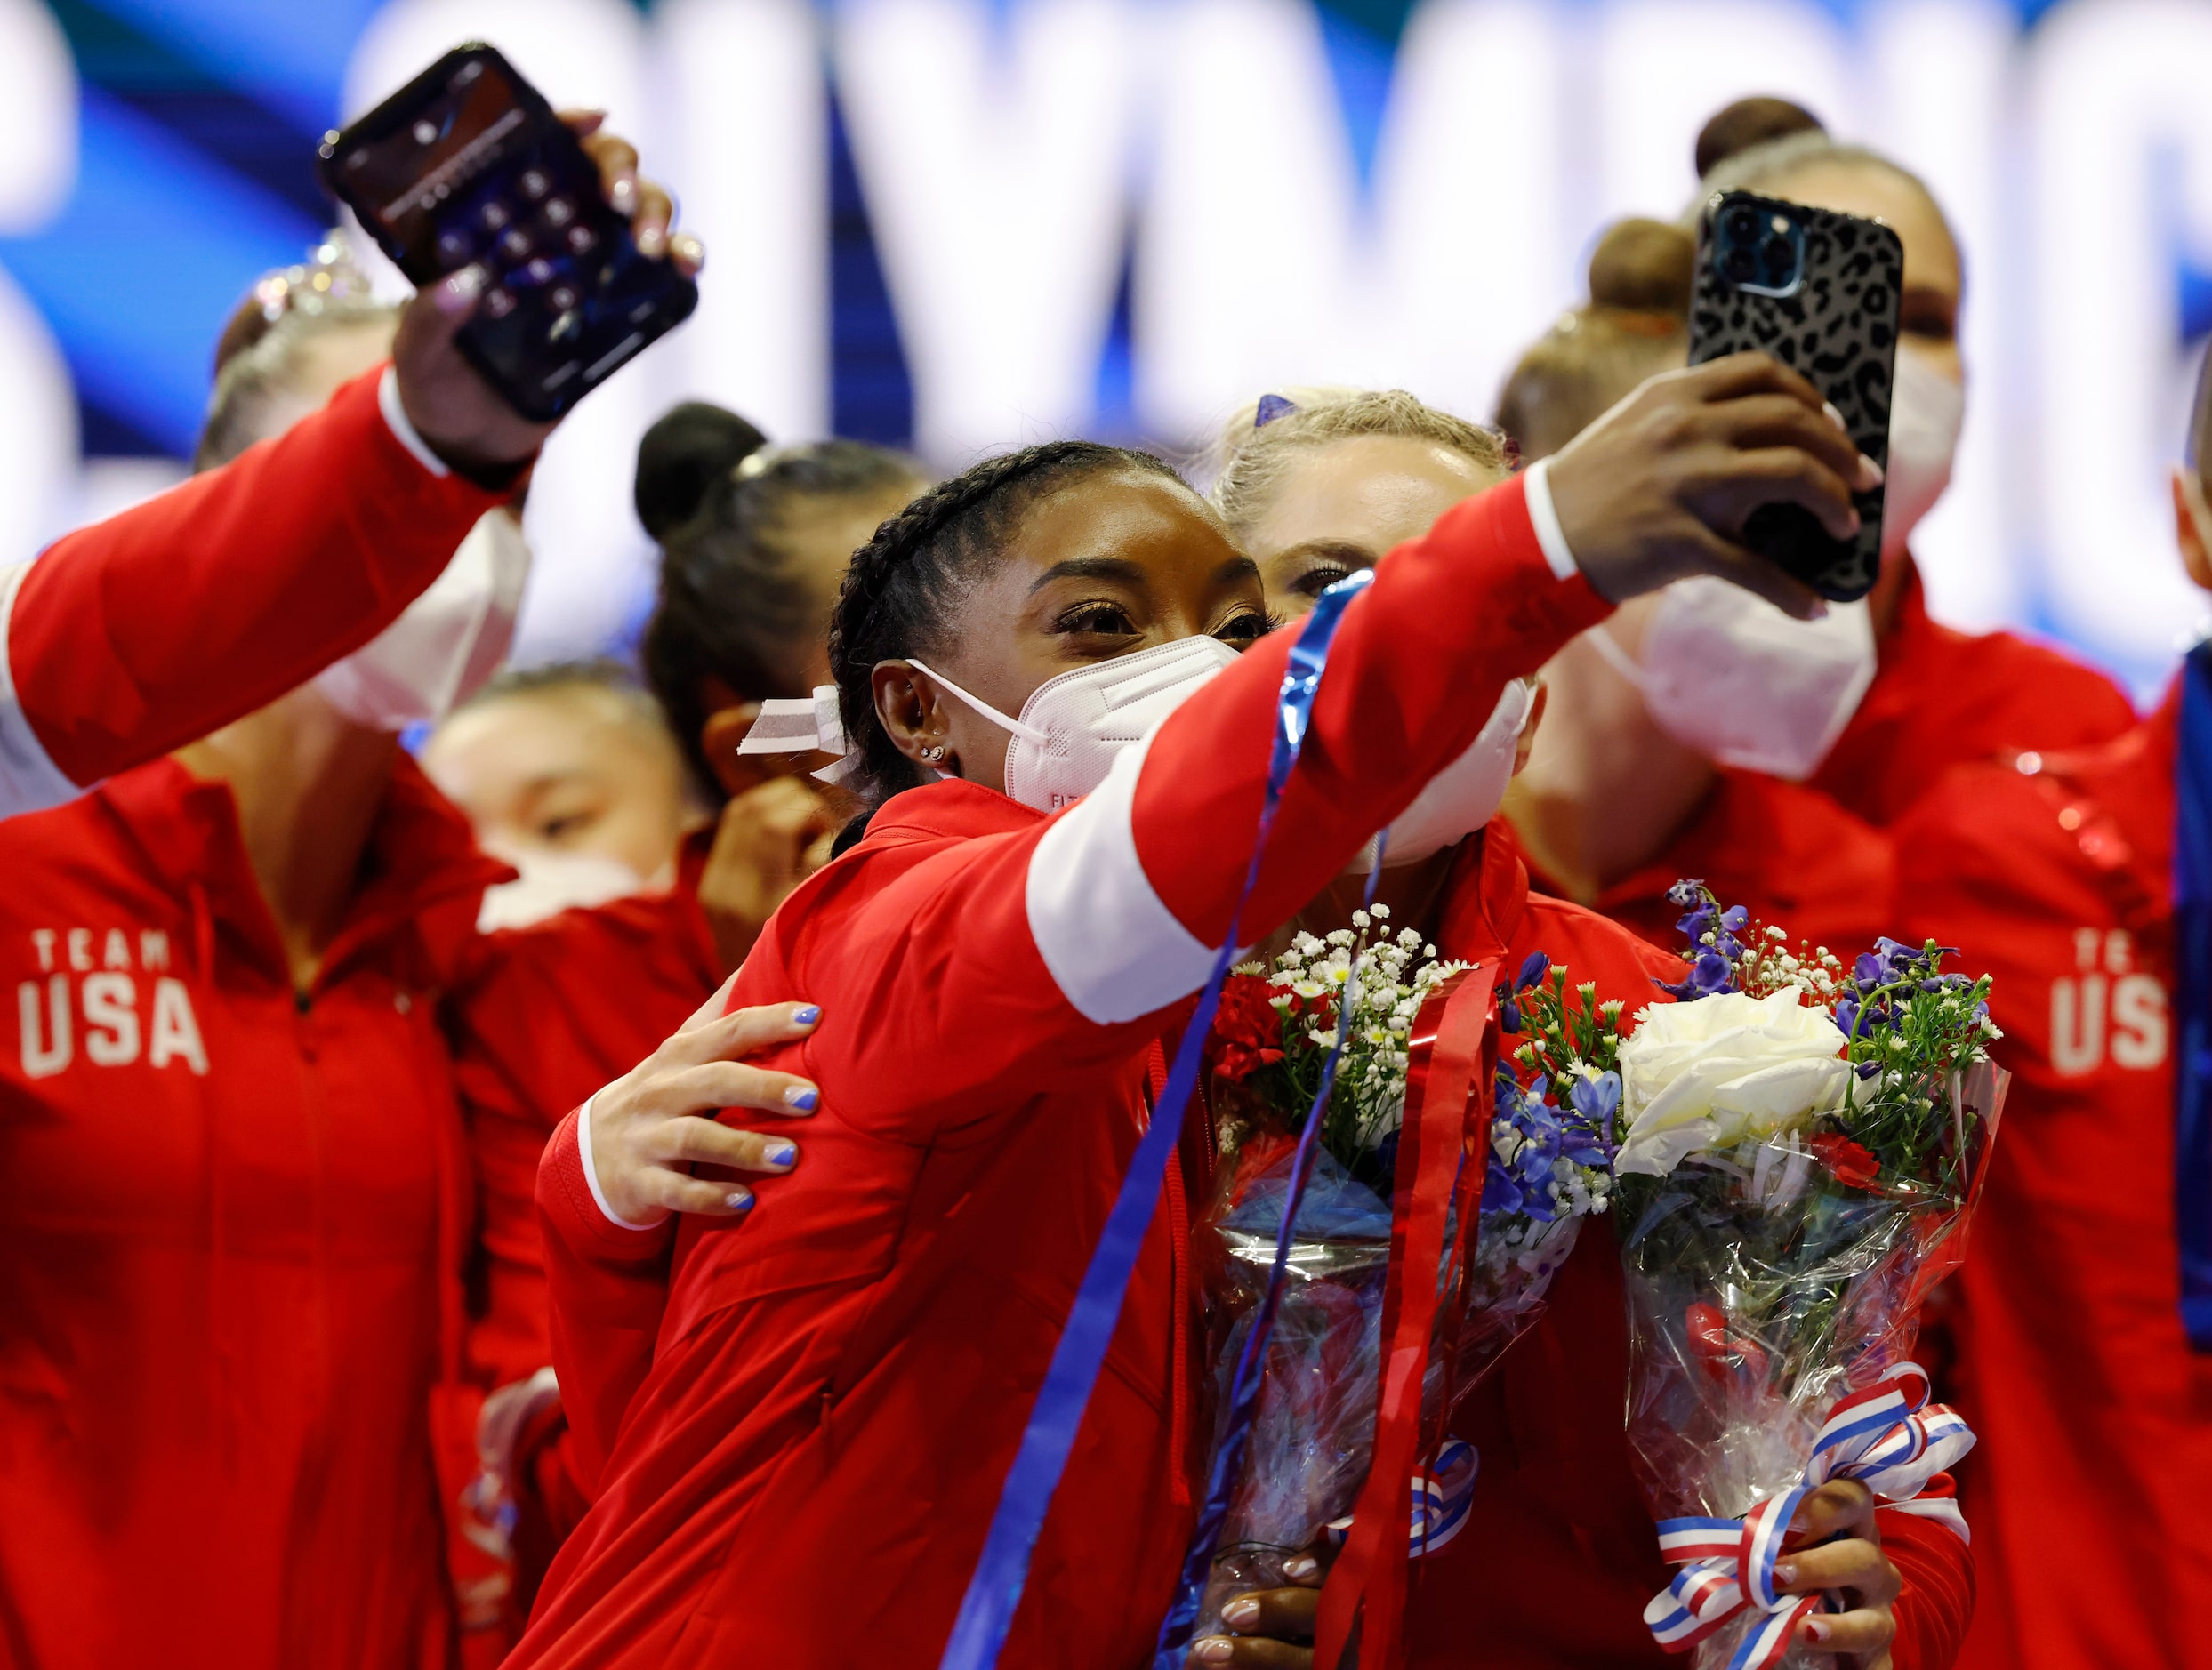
(536, 1106, 678, 1493)
(1882, 1504, 1975, 1669)
(1, 364, 503, 799)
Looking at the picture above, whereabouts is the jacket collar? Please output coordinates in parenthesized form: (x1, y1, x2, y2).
(99, 752, 509, 992)
(862, 777, 1043, 846)
(1430, 823, 1532, 966)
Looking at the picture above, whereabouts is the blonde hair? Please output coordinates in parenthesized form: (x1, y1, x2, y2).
(193, 301, 399, 472)
(1206, 386, 1513, 540)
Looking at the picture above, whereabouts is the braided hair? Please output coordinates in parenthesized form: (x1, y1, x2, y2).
(828, 439, 1186, 805)
(636, 401, 924, 794)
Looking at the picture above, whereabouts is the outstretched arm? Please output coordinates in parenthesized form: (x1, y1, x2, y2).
(0, 362, 504, 807)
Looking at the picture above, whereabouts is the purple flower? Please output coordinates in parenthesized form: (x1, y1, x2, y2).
(1515, 951, 1550, 992)
(1500, 999, 1522, 1033)
(1718, 905, 1749, 933)
(1834, 995, 1861, 1036)
(1665, 879, 1708, 910)
(1482, 1161, 1525, 1216)
(1659, 949, 1736, 1001)
(1567, 1070, 1621, 1130)
(1856, 1060, 1882, 1080)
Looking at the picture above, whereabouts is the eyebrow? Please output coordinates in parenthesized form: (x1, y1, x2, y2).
(1026, 556, 1147, 595)
(1025, 552, 1264, 595)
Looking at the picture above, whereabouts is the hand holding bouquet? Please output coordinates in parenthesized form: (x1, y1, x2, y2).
(1179, 918, 1621, 1658)
(1616, 883, 2003, 1670)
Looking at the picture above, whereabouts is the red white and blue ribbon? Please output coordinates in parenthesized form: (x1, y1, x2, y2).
(1643, 1362, 1975, 1669)
(1323, 1438, 1478, 1561)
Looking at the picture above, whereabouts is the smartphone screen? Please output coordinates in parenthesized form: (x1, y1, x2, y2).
(322, 45, 696, 422)
(334, 54, 537, 274)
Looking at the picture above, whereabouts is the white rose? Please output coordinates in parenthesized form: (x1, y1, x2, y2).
(1615, 989, 1850, 1176)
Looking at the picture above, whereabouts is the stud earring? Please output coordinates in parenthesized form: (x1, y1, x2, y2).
(921, 743, 946, 764)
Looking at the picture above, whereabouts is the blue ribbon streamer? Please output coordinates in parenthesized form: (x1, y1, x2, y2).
(2176, 640, 2212, 1348)
(1151, 847, 1386, 1663)
(938, 569, 1378, 1670)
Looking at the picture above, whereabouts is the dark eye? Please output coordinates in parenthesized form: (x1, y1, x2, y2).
(1213, 607, 1275, 646)
(537, 811, 593, 844)
(1053, 600, 1139, 638)
(1291, 561, 1355, 598)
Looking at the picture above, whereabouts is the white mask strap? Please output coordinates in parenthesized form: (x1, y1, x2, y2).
(904, 659, 1050, 746)
(1584, 622, 1651, 692)
(736, 685, 862, 784)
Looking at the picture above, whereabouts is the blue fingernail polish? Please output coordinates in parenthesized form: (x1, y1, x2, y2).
(764, 1140, 798, 1169)
(727, 1191, 753, 1211)
(792, 1005, 821, 1026)
(784, 1086, 818, 1112)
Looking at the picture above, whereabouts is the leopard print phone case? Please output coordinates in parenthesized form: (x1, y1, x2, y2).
(1687, 189, 1904, 602)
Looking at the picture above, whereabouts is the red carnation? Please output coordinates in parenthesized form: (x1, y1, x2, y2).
(1809, 1131, 1883, 1192)
(1213, 974, 1288, 1083)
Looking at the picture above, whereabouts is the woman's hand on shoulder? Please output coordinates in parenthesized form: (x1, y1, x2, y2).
(392, 112, 705, 478)
(1774, 1480, 1901, 1668)
(587, 976, 822, 1224)
(1543, 351, 1883, 621)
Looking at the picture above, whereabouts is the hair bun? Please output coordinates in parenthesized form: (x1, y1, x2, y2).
(1587, 218, 1694, 318)
(636, 401, 770, 540)
(1695, 95, 1825, 180)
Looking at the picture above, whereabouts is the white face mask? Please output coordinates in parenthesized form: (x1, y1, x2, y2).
(313, 510, 532, 731)
(909, 634, 1243, 811)
(1346, 678, 1534, 873)
(474, 848, 645, 933)
(1882, 341, 1964, 565)
(1588, 578, 1876, 781)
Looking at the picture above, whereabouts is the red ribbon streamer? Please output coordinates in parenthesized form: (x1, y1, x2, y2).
(1314, 963, 1499, 1670)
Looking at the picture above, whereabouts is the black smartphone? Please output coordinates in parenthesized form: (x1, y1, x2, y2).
(318, 43, 697, 423)
(1687, 189, 1903, 603)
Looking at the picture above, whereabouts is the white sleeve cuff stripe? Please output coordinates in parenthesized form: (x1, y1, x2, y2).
(0, 558, 86, 817)
(577, 1093, 664, 1232)
(1521, 458, 1580, 582)
(378, 365, 452, 479)
(1026, 731, 1221, 1025)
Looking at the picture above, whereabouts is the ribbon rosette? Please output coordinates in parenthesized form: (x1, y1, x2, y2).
(1643, 1362, 1974, 1669)
(1323, 1439, 1478, 1561)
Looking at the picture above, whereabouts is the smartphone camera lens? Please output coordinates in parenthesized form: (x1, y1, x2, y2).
(1723, 244, 1757, 284)
(1760, 237, 1798, 287)
(1725, 206, 1760, 244)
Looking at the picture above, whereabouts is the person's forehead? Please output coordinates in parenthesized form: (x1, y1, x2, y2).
(430, 688, 643, 781)
(1769, 163, 1957, 281)
(1253, 436, 1495, 550)
(1010, 470, 1220, 559)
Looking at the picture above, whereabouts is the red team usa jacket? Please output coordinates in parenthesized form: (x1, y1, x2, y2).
(0, 361, 508, 1668)
(1894, 693, 2212, 1670)
(0, 755, 506, 1669)
(511, 477, 1975, 1668)
(0, 364, 504, 815)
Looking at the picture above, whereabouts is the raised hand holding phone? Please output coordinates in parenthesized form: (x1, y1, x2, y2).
(1685, 189, 1903, 602)
(326, 45, 705, 474)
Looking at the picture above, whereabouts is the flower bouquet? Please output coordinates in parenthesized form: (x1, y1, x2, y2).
(1615, 883, 2004, 1669)
(1181, 913, 1618, 1645)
